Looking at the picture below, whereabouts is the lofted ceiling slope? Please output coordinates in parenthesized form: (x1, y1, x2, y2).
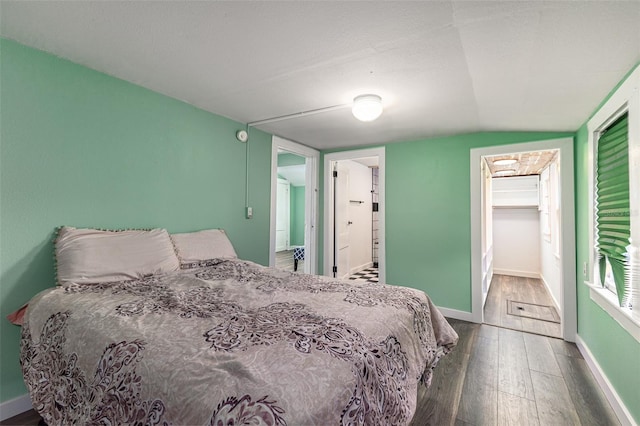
(1, 1, 639, 150)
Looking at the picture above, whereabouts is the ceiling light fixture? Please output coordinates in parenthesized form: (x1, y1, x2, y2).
(493, 159, 517, 166)
(494, 169, 516, 177)
(352, 94, 383, 122)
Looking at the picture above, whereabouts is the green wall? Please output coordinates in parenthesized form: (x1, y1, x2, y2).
(290, 185, 305, 246)
(386, 132, 577, 309)
(2, 36, 637, 423)
(0, 39, 272, 402)
(321, 122, 639, 421)
(573, 71, 640, 422)
(277, 152, 306, 167)
(320, 132, 572, 310)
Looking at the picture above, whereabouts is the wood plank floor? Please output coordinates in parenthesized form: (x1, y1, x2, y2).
(3, 320, 619, 426)
(411, 319, 619, 426)
(484, 274, 562, 338)
(0, 410, 43, 426)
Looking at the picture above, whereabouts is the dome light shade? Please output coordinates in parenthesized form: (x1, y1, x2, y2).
(494, 169, 516, 177)
(352, 94, 383, 122)
(493, 159, 517, 166)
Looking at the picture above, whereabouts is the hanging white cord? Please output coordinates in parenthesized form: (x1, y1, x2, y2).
(245, 125, 250, 211)
(248, 104, 349, 127)
(242, 102, 350, 216)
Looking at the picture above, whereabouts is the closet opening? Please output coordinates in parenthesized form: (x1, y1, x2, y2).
(470, 138, 576, 341)
(481, 150, 562, 338)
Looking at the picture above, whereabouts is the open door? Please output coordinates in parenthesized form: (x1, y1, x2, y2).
(334, 162, 350, 279)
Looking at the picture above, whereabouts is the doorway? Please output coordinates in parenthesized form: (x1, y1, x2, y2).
(470, 138, 576, 341)
(270, 137, 319, 274)
(482, 150, 562, 338)
(324, 147, 385, 283)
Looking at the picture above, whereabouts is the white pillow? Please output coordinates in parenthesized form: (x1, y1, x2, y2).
(171, 229, 237, 264)
(56, 227, 180, 286)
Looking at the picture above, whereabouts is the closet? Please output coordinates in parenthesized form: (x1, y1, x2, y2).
(492, 175, 540, 277)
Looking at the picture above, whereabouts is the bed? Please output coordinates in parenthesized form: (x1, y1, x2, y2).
(19, 227, 458, 425)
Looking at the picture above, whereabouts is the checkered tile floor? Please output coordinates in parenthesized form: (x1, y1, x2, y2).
(349, 267, 379, 283)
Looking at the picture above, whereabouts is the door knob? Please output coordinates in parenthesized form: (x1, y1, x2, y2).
(348, 221, 353, 225)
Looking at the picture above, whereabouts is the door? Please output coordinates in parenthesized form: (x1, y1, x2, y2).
(276, 178, 290, 252)
(334, 162, 350, 279)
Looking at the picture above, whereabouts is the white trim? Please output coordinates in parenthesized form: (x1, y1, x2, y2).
(270, 137, 319, 275)
(586, 65, 640, 331)
(324, 148, 385, 283)
(492, 269, 540, 279)
(540, 274, 562, 315)
(436, 306, 474, 322)
(0, 394, 32, 421)
(470, 138, 577, 342)
(585, 281, 640, 342)
(575, 335, 637, 426)
(275, 178, 291, 252)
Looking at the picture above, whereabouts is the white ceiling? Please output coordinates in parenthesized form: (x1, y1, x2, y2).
(2, 1, 639, 150)
(352, 156, 379, 168)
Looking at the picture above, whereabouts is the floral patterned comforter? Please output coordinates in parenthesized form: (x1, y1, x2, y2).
(21, 259, 458, 425)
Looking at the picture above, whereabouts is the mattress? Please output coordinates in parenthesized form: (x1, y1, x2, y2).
(21, 258, 458, 425)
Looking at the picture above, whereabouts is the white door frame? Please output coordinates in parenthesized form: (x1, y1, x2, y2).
(470, 137, 576, 341)
(480, 157, 494, 308)
(324, 147, 385, 282)
(270, 136, 319, 274)
(275, 178, 291, 252)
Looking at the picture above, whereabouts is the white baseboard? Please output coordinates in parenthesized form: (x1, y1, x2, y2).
(575, 335, 637, 426)
(437, 307, 475, 322)
(493, 268, 540, 279)
(0, 394, 32, 421)
(539, 275, 562, 315)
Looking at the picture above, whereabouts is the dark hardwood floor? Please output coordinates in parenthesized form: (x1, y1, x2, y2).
(411, 319, 619, 426)
(484, 274, 562, 338)
(0, 410, 43, 426)
(2, 320, 619, 426)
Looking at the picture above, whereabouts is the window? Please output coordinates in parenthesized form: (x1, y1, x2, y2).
(595, 113, 630, 306)
(587, 65, 639, 341)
